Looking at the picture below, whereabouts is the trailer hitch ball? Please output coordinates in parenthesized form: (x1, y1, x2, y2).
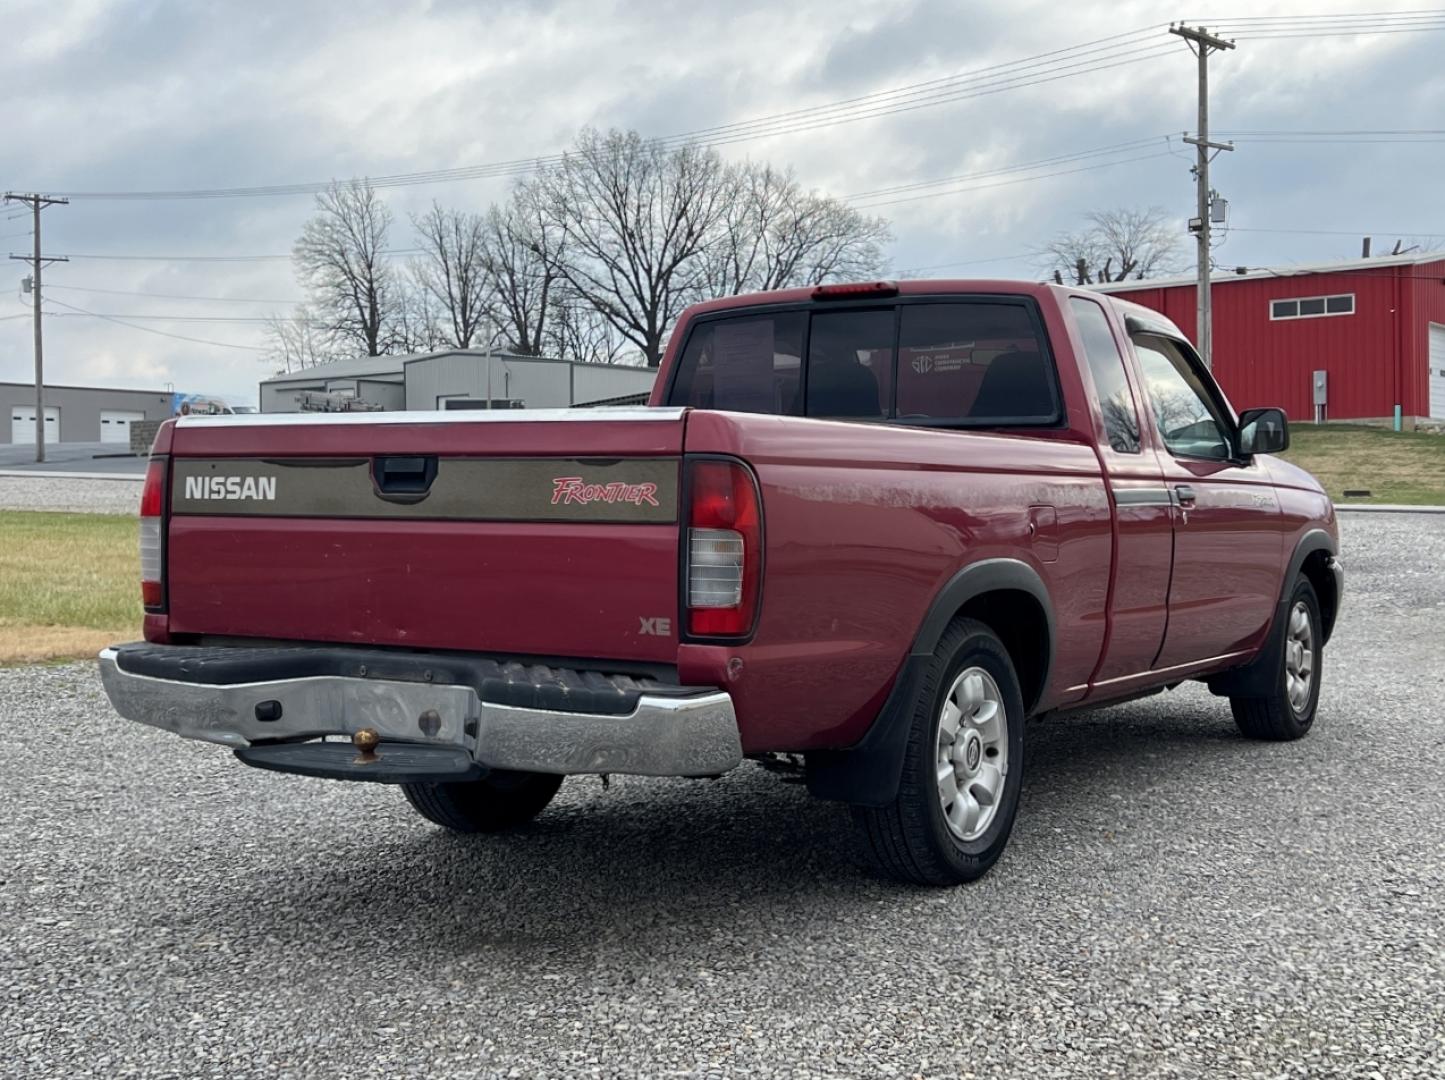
(352, 727, 381, 765)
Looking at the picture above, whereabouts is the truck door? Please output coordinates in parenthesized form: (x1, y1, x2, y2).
(1128, 331, 1283, 669)
(1068, 298, 1173, 684)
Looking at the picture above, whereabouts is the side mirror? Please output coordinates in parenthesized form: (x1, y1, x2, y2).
(1238, 407, 1289, 455)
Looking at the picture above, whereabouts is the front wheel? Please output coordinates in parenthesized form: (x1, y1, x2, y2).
(853, 618, 1025, 885)
(1231, 576, 1323, 741)
(402, 770, 564, 833)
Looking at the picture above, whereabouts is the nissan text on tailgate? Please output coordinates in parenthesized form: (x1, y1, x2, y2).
(100, 281, 1343, 884)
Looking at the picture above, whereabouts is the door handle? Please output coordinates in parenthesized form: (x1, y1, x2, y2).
(372, 455, 438, 502)
(1174, 484, 1197, 506)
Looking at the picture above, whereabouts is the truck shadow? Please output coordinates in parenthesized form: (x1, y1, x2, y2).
(191, 695, 1274, 952)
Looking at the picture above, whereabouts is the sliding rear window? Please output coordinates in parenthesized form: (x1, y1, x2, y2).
(666, 313, 805, 415)
(666, 298, 1059, 425)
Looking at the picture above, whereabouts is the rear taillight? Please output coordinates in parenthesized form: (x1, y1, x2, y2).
(140, 455, 167, 611)
(686, 458, 762, 638)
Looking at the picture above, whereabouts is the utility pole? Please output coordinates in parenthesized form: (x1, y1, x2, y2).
(1170, 25, 1234, 369)
(5, 193, 69, 462)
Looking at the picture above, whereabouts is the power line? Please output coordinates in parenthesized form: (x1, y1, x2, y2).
(44, 27, 1181, 201)
(1228, 226, 1445, 237)
(1213, 12, 1445, 24)
(44, 120, 1445, 263)
(849, 150, 1177, 211)
(1211, 10, 1445, 23)
(1212, 14, 1445, 39)
(844, 135, 1175, 200)
(1204, 12, 1445, 40)
(896, 252, 1038, 276)
(1218, 128, 1445, 134)
(1225, 27, 1445, 39)
(47, 311, 311, 323)
(1229, 135, 1445, 143)
(54, 251, 291, 262)
(45, 282, 303, 304)
(53, 247, 423, 262)
(42, 296, 266, 351)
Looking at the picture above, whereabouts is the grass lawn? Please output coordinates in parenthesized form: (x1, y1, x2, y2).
(0, 511, 139, 664)
(1279, 424, 1445, 506)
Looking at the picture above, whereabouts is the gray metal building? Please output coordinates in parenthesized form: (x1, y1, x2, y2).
(259, 349, 657, 413)
(0, 381, 173, 446)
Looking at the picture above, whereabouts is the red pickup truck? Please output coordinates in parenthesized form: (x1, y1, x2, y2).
(100, 280, 1342, 884)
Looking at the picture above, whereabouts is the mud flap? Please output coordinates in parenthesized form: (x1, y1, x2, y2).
(804, 656, 927, 807)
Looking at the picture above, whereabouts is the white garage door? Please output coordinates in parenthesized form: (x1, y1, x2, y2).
(10, 405, 60, 445)
(1430, 323, 1445, 420)
(99, 410, 146, 444)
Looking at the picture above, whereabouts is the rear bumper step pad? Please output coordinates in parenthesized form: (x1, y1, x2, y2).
(235, 742, 483, 785)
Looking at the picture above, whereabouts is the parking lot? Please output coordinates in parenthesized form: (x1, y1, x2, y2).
(1, 512, 1441, 1079)
(0, 442, 147, 476)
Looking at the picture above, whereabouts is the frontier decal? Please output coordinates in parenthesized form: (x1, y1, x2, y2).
(550, 476, 660, 507)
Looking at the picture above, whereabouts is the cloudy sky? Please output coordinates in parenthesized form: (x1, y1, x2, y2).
(3, 0, 1443, 402)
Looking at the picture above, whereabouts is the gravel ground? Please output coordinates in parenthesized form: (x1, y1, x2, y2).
(0, 476, 142, 515)
(2, 515, 1442, 1078)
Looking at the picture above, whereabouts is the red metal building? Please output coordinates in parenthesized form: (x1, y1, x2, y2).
(1093, 253, 1445, 425)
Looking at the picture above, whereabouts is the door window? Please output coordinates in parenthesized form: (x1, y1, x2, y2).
(1069, 298, 1140, 453)
(1132, 335, 1233, 461)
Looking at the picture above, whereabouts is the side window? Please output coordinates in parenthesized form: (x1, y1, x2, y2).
(1069, 298, 1140, 453)
(806, 310, 893, 419)
(1131, 335, 1233, 461)
(667, 313, 805, 414)
(896, 302, 1057, 422)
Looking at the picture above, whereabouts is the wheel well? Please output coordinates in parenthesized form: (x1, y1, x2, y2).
(1300, 548, 1339, 643)
(956, 589, 1050, 713)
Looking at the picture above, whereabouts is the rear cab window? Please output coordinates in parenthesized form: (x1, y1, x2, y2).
(667, 312, 805, 415)
(667, 296, 1062, 427)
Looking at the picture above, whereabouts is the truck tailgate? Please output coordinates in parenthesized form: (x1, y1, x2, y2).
(162, 410, 685, 664)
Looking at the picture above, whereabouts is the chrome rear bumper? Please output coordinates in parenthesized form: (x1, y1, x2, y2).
(98, 646, 742, 781)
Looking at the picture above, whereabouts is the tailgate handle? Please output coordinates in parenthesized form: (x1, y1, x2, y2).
(372, 456, 438, 501)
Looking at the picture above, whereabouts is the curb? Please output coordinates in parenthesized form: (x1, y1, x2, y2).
(0, 470, 144, 482)
(1336, 503, 1445, 514)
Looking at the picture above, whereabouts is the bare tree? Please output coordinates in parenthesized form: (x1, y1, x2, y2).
(1042, 206, 1181, 285)
(294, 179, 396, 356)
(392, 273, 451, 354)
(537, 128, 729, 367)
(412, 202, 491, 348)
(544, 284, 630, 364)
(703, 163, 891, 295)
(263, 305, 338, 373)
(481, 183, 561, 356)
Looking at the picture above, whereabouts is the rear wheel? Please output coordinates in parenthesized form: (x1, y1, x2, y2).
(402, 770, 563, 833)
(1231, 576, 1322, 741)
(854, 618, 1025, 885)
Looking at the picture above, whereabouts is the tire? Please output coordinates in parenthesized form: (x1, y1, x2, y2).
(1231, 576, 1322, 741)
(853, 618, 1025, 885)
(402, 770, 564, 833)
